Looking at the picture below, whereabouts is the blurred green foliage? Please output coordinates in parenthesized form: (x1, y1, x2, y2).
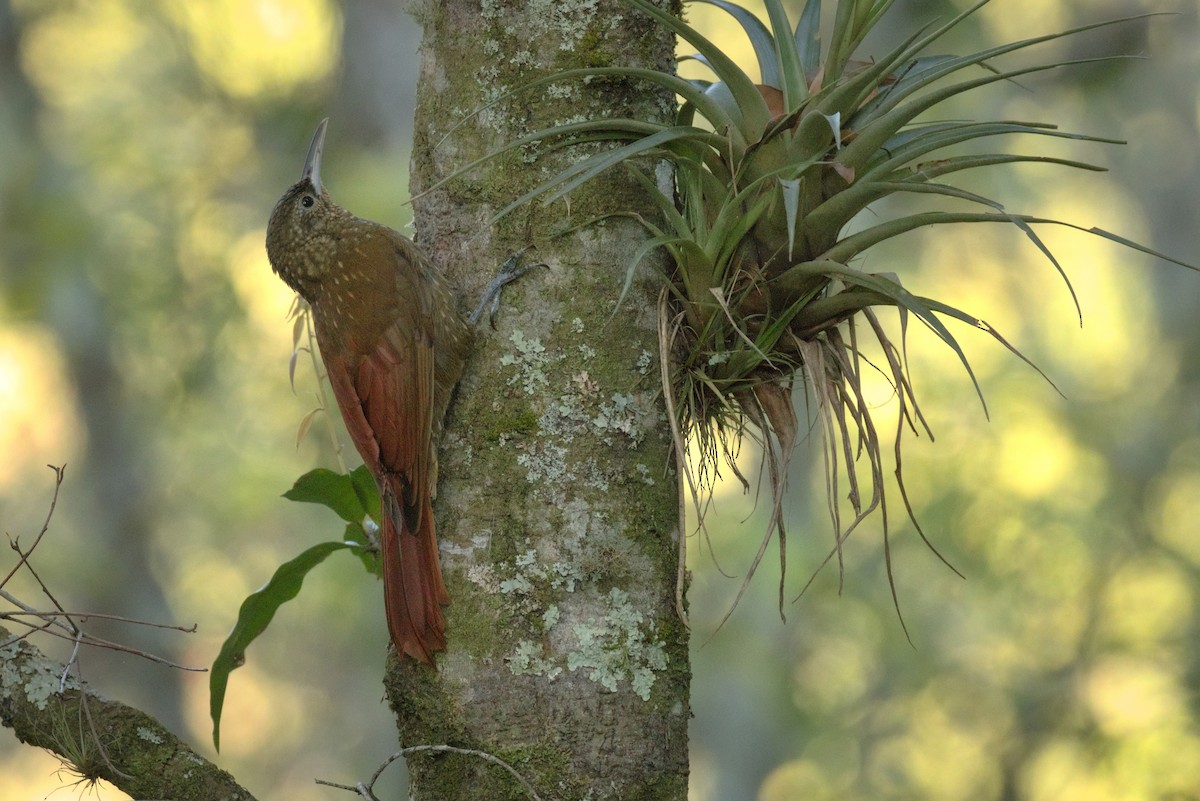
(0, 1, 1197, 800)
(683, 3, 1200, 800)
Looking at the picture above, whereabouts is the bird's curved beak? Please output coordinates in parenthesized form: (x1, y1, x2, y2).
(301, 118, 329, 194)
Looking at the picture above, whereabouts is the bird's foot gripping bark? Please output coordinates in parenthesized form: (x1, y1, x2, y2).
(468, 247, 547, 327)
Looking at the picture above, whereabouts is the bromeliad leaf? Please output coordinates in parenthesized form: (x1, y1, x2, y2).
(420, 0, 1196, 636)
(625, 0, 771, 137)
(692, 0, 782, 89)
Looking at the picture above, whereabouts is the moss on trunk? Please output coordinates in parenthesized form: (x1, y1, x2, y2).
(388, 0, 688, 798)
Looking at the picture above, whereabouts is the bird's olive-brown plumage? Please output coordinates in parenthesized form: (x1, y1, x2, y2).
(266, 119, 471, 663)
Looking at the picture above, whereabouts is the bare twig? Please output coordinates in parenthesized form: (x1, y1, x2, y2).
(1, 464, 66, 589)
(1, 467, 205, 672)
(316, 745, 544, 801)
(1, 608, 199, 631)
(6, 620, 206, 671)
(0, 625, 256, 800)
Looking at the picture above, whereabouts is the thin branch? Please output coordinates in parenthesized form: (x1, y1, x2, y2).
(1, 469, 206, 672)
(1, 587, 73, 635)
(1, 463, 66, 589)
(317, 745, 544, 801)
(0, 624, 257, 800)
(1, 608, 199, 632)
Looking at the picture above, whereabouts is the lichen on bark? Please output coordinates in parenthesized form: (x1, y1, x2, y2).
(390, 0, 688, 798)
(0, 626, 256, 800)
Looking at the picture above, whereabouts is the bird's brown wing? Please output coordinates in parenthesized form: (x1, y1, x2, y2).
(314, 232, 436, 499)
(316, 230, 448, 662)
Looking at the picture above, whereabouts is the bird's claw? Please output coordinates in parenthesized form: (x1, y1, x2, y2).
(468, 246, 547, 328)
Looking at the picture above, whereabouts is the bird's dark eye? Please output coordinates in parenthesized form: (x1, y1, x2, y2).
(301, 195, 315, 208)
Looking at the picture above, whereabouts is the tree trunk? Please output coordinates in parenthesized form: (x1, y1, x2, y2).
(385, 1, 689, 798)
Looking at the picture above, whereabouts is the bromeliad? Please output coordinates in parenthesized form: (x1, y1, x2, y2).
(426, 0, 1195, 627)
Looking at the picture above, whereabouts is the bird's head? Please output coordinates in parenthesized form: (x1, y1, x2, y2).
(266, 118, 349, 301)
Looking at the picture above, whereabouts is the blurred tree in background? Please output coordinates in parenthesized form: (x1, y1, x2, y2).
(0, 1, 1197, 799)
(1, 1, 422, 796)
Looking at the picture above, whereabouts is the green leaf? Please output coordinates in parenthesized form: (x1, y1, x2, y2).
(889, 153, 1107, 184)
(810, 20, 936, 122)
(427, 80, 670, 167)
(282, 468, 367, 524)
(625, 0, 770, 138)
(707, 187, 776, 281)
(811, 142, 1101, 233)
(863, 12, 1159, 127)
(624, 163, 692, 239)
(417, 101, 723, 213)
(615, 233, 681, 319)
(839, 9, 1157, 170)
(345, 520, 381, 573)
(864, 121, 1122, 180)
(775, 260, 990, 414)
(795, 0, 822, 79)
(821, 0, 862, 84)
(349, 464, 381, 523)
(761, 0, 807, 109)
(490, 125, 718, 225)
(780, 177, 801, 259)
(210, 540, 361, 750)
(913, 293, 1061, 395)
(753, 279, 826, 356)
(1083, 226, 1200, 272)
(848, 0, 898, 54)
(692, 0, 782, 89)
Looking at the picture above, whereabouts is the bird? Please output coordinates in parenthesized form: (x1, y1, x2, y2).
(265, 119, 472, 664)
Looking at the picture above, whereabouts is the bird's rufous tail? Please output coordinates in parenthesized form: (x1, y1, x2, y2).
(381, 477, 449, 664)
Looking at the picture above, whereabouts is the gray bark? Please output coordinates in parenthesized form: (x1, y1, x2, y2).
(0, 626, 254, 800)
(386, 1, 689, 798)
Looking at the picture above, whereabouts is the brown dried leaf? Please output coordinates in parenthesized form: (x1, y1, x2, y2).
(295, 407, 321, 450)
(291, 311, 305, 349)
(755, 84, 787, 119)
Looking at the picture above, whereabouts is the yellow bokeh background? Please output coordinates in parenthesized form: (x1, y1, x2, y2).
(1, 1, 1198, 799)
